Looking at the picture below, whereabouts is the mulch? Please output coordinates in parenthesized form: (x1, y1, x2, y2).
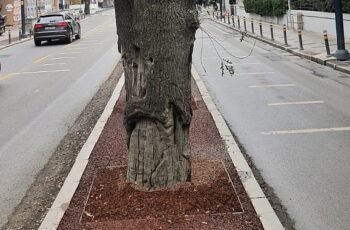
(58, 65, 263, 229)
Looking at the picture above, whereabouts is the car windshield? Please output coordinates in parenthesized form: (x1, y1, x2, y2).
(38, 15, 64, 23)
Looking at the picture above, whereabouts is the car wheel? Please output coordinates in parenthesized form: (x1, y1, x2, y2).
(75, 28, 81, 39)
(66, 29, 73, 44)
(34, 40, 41, 46)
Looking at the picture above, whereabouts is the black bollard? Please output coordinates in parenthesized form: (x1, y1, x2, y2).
(9, 30, 11, 44)
(298, 30, 304, 50)
(251, 19, 254, 34)
(270, 24, 274, 41)
(324, 30, 331, 57)
(232, 15, 235, 27)
(237, 16, 241, 29)
(228, 13, 230, 24)
(259, 22, 263, 37)
(243, 17, 247, 31)
(283, 24, 288, 46)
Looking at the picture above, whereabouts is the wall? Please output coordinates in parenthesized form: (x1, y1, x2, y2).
(235, 4, 350, 38)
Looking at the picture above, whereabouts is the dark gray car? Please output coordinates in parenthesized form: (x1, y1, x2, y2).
(33, 13, 81, 46)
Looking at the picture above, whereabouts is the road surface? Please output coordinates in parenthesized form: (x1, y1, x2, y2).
(193, 17, 350, 230)
(0, 9, 119, 227)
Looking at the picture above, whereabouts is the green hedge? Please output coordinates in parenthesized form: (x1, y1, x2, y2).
(244, 0, 288, 17)
(291, 0, 350, 13)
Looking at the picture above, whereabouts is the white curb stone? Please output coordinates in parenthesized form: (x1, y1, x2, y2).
(39, 73, 125, 230)
(192, 65, 284, 230)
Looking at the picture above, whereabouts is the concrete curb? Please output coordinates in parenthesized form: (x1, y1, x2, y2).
(0, 37, 32, 51)
(211, 19, 350, 76)
(192, 66, 284, 230)
(39, 73, 124, 230)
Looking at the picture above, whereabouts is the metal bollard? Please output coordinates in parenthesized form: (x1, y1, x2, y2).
(259, 22, 263, 37)
(323, 30, 331, 57)
(223, 14, 226, 23)
(19, 28, 21, 40)
(283, 24, 288, 46)
(228, 13, 230, 24)
(270, 24, 274, 41)
(298, 29, 304, 50)
(232, 15, 235, 27)
(251, 19, 254, 34)
(243, 17, 247, 31)
(9, 30, 11, 44)
(237, 16, 241, 29)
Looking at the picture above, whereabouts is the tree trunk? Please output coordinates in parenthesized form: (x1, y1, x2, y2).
(115, 0, 198, 190)
(84, 0, 90, 15)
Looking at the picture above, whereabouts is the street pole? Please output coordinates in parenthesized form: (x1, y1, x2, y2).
(20, 0, 27, 38)
(334, 0, 349, 60)
(287, 0, 292, 29)
(220, 0, 223, 19)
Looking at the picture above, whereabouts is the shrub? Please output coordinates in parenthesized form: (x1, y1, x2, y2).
(244, 0, 288, 17)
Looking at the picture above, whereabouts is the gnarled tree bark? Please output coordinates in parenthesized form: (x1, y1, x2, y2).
(115, 0, 198, 189)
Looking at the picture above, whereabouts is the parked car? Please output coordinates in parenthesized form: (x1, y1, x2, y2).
(33, 12, 81, 46)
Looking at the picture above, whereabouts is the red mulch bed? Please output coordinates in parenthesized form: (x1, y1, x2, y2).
(58, 66, 263, 229)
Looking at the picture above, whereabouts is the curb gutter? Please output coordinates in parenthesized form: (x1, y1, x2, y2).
(211, 19, 350, 76)
(192, 66, 284, 230)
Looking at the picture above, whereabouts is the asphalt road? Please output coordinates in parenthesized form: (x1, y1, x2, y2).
(0, 9, 120, 227)
(193, 18, 350, 230)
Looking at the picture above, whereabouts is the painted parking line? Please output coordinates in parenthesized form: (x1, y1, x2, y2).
(268, 101, 324, 106)
(21, 70, 70, 74)
(236, 72, 275, 76)
(52, 57, 77, 60)
(235, 63, 261, 65)
(249, 84, 295, 88)
(40, 63, 67, 66)
(69, 47, 89, 50)
(262, 127, 350, 135)
(34, 55, 51, 64)
(0, 73, 20, 81)
(58, 52, 84, 55)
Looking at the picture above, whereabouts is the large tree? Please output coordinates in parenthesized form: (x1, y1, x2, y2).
(115, 0, 198, 190)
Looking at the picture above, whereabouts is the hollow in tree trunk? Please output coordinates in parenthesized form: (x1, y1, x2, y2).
(115, 0, 199, 189)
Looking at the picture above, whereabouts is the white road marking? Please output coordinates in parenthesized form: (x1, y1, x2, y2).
(58, 52, 84, 55)
(201, 56, 257, 60)
(52, 57, 76, 60)
(235, 63, 261, 65)
(262, 127, 350, 135)
(69, 47, 89, 50)
(249, 84, 295, 88)
(236, 72, 275, 76)
(20, 70, 70, 74)
(268, 101, 324, 106)
(40, 63, 67, 66)
(78, 42, 104, 45)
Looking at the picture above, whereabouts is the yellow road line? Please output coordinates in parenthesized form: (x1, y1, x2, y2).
(34, 55, 51, 64)
(0, 73, 20, 81)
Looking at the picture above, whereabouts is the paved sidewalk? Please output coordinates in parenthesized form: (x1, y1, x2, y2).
(0, 26, 32, 49)
(209, 11, 350, 75)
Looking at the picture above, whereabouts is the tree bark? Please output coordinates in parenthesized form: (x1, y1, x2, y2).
(115, 0, 198, 189)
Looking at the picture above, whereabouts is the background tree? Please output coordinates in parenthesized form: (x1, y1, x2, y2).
(114, 0, 199, 190)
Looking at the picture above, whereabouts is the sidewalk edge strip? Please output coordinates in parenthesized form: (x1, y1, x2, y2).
(191, 65, 284, 230)
(39, 73, 125, 230)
